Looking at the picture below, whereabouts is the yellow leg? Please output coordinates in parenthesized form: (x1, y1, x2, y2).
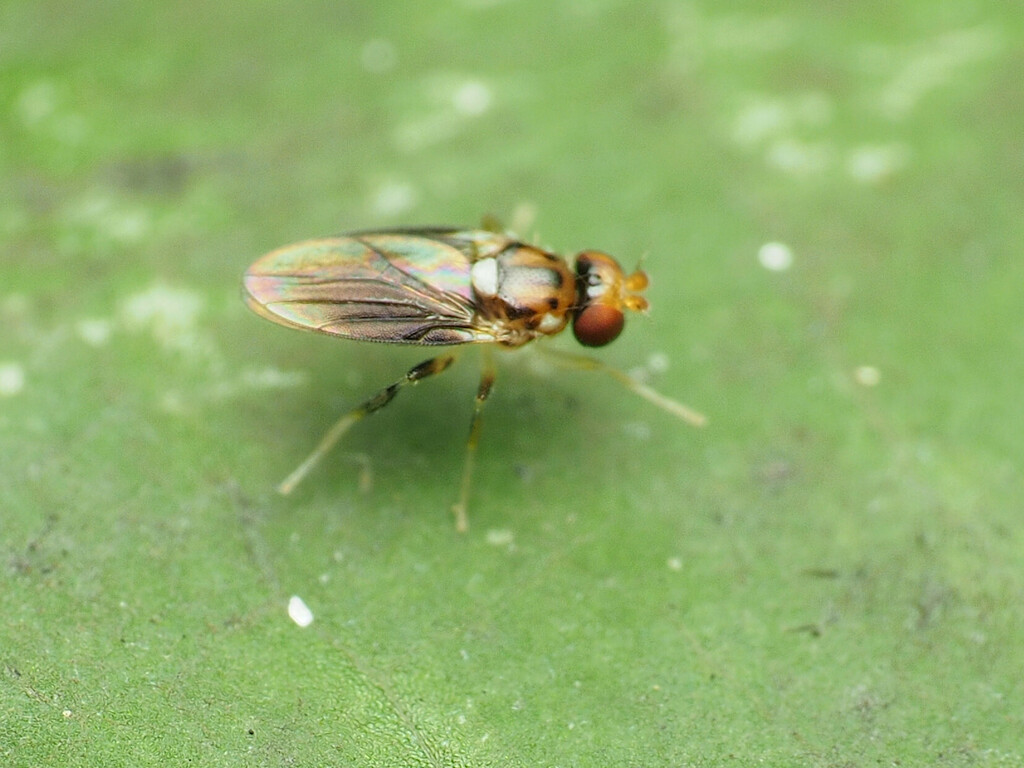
(452, 347, 496, 533)
(535, 346, 707, 427)
(277, 355, 456, 495)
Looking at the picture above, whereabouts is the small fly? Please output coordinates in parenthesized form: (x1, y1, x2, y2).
(243, 222, 706, 531)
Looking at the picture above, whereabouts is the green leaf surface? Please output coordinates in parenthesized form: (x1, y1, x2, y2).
(3, 2, 1022, 765)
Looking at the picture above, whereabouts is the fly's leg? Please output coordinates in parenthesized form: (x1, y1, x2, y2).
(480, 213, 504, 233)
(452, 347, 496, 533)
(535, 346, 707, 427)
(277, 355, 457, 495)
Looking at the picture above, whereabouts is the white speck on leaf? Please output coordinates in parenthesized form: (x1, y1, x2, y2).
(288, 596, 314, 628)
(119, 283, 210, 358)
(16, 81, 58, 127)
(0, 362, 26, 397)
(847, 144, 909, 184)
(76, 318, 113, 347)
(758, 242, 793, 271)
(452, 80, 492, 116)
(854, 366, 881, 386)
(646, 352, 670, 374)
(485, 528, 515, 547)
(371, 180, 418, 217)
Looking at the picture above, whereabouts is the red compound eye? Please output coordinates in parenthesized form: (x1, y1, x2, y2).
(573, 304, 624, 347)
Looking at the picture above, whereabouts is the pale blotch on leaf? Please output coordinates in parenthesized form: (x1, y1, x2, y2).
(76, 318, 113, 347)
(452, 80, 492, 116)
(371, 180, 418, 217)
(0, 362, 26, 397)
(758, 242, 793, 272)
(854, 366, 881, 387)
(847, 144, 909, 184)
(288, 595, 314, 628)
(361, 38, 397, 74)
(485, 528, 515, 547)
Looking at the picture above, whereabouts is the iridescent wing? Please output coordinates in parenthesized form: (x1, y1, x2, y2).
(243, 229, 510, 345)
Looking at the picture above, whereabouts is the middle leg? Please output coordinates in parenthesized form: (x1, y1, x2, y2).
(452, 347, 497, 533)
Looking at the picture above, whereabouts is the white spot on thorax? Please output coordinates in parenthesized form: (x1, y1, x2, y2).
(471, 258, 499, 297)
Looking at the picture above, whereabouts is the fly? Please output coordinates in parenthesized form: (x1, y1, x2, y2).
(243, 223, 706, 531)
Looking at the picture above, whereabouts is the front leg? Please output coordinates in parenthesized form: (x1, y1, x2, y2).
(452, 347, 497, 533)
(534, 346, 707, 427)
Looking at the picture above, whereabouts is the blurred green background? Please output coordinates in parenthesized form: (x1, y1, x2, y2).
(2, 1, 1022, 765)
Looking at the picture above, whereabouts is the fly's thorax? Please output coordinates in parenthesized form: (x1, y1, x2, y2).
(572, 251, 649, 347)
(470, 244, 576, 343)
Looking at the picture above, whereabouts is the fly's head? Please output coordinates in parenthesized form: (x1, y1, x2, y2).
(572, 251, 649, 347)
